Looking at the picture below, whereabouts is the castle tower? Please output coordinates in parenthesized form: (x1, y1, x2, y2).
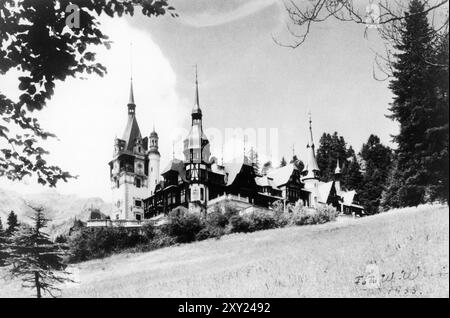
(109, 79, 148, 221)
(301, 113, 320, 190)
(148, 125, 160, 196)
(183, 67, 211, 211)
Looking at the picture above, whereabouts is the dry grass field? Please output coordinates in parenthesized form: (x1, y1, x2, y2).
(1, 204, 448, 298)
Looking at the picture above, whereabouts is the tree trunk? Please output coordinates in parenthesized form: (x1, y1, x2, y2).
(34, 271, 41, 298)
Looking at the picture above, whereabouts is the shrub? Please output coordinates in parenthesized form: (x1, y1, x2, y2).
(247, 210, 277, 231)
(206, 210, 228, 228)
(195, 226, 225, 241)
(141, 220, 157, 241)
(227, 215, 251, 233)
(165, 213, 204, 243)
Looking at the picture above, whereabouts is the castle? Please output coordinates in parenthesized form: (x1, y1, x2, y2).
(91, 72, 363, 227)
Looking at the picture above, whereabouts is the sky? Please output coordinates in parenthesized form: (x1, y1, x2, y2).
(0, 0, 401, 201)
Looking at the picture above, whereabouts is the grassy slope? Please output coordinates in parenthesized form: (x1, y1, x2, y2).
(1, 205, 448, 297)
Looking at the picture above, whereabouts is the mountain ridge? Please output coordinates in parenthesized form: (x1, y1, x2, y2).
(0, 187, 112, 236)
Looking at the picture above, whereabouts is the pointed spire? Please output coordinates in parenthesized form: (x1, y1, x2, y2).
(128, 78, 135, 105)
(195, 64, 199, 107)
(335, 157, 341, 174)
(192, 65, 202, 118)
(307, 111, 314, 149)
(302, 112, 320, 177)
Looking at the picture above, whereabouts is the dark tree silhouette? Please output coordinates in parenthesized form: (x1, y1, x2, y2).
(6, 211, 19, 236)
(0, 0, 176, 186)
(358, 135, 393, 214)
(384, 0, 449, 207)
(6, 206, 73, 298)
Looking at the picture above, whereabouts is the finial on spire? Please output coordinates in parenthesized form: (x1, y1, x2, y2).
(127, 42, 136, 112)
(194, 64, 200, 108)
(307, 111, 314, 149)
(172, 141, 175, 160)
(128, 78, 135, 105)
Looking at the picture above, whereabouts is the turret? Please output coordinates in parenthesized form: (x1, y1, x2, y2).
(334, 157, 342, 194)
(148, 126, 160, 195)
(183, 67, 211, 209)
(301, 113, 320, 188)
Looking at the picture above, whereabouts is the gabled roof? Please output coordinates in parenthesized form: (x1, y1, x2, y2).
(318, 181, 334, 203)
(223, 156, 252, 186)
(341, 190, 356, 205)
(267, 164, 296, 187)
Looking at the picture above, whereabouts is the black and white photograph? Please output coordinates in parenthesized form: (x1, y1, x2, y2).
(0, 0, 448, 301)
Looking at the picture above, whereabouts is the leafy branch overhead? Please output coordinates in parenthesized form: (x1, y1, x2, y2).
(0, 0, 176, 186)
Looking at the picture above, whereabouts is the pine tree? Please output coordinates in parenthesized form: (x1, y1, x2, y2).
(290, 155, 305, 171)
(6, 207, 72, 298)
(261, 161, 273, 175)
(280, 157, 287, 167)
(316, 132, 350, 182)
(342, 152, 363, 191)
(248, 147, 260, 175)
(381, 159, 403, 210)
(426, 33, 449, 203)
(0, 217, 8, 266)
(6, 211, 19, 236)
(358, 135, 393, 214)
(386, 0, 447, 206)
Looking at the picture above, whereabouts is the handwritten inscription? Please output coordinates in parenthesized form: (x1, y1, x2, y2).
(354, 265, 448, 295)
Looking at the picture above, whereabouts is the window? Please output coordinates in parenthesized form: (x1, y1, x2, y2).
(200, 188, 204, 201)
(135, 178, 141, 188)
(135, 200, 142, 207)
(136, 214, 142, 221)
(116, 179, 120, 188)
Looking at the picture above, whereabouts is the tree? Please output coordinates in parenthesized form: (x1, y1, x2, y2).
(316, 132, 353, 184)
(385, 0, 448, 207)
(290, 155, 305, 172)
(342, 152, 363, 191)
(0, 217, 8, 266)
(0, 0, 176, 187)
(248, 147, 260, 175)
(358, 135, 393, 214)
(280, 157, 287, 167)
(261, 161, 273, 175)
(6, 211, 19, 236)
(5, 206, 72, 298)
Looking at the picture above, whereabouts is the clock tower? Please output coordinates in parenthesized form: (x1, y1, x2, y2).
(183, 68, 211, 212)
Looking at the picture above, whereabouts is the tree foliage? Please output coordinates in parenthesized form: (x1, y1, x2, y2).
(4, 206, 72, 298)
(384, 0, 449, 207)
(0, 0, 176, 186)
(358, 135, 393, 214)
(316, 132, 363, 190)
(6, 210, 19, 235)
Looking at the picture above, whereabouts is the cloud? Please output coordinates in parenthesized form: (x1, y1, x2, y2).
(178, 0, 281, 28)
(0, 16, 186, 201)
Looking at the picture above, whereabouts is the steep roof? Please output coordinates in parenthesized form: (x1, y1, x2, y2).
(161, 158, 187, 182)
(223, 157, 252, 186)
(122, 115, 142, 151)
(267, 164, 296, 187)
(318, 181, 334, 203)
